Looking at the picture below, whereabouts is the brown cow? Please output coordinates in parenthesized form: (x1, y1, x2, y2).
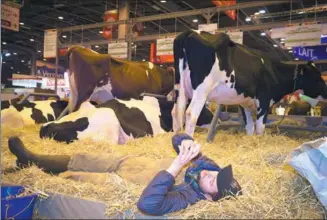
(66, 46, 174, 112)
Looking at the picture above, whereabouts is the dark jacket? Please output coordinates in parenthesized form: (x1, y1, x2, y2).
(137, 155, 221, 216)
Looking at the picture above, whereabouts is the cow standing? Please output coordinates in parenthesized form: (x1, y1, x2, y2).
(40, 96, 213, 144)
(1, 100, 68, 128)
(66, 46, 175, 113)
(172, 30, 327, 136)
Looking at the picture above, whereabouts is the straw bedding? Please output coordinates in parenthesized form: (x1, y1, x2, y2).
(1, 122, 326, 219)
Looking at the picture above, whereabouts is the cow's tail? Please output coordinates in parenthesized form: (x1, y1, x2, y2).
(173, 30, 194, 86)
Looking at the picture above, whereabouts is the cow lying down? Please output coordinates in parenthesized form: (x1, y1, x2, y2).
(1, 100, 68, 128)
(40, 96, 213, 144)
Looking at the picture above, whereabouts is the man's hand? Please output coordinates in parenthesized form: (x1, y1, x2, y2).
(166, 140, 201, 177)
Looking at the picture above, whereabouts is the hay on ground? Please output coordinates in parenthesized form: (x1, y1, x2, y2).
(1, 124, 326, 219)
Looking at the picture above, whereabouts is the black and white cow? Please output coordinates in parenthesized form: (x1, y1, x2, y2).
(1, 100, 68, 128)
(172, 30, 327, 136)
(39, 96, 213, 144)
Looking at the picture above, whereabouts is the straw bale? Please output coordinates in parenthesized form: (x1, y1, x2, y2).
(1, 123, 326, 219)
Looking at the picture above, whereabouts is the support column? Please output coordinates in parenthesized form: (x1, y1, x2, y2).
(118, 0, 132, 60)
(30, 52, 36, 76)
(118, 0, 129, 40)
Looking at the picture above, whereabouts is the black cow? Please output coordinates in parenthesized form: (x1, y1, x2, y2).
(39, 96, 213, 144)
(171, 30, 327, 136)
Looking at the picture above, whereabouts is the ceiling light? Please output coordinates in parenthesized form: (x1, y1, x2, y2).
(13, 52, 17, 55)
(259, 9, 266, 14)
(245, 17, 251, 22)
(142, 59, 146, 61)
(3, 61, 6, 64)
(160, 0, 166, 2)
(193, 19, 198, 23)
(62, 35, 67, 38)
(144, 26, 146, 29)
(43, 58, 47, 61)
(19, 22, 24, 25)
(37, 50, 41, 53)
(21, 60, 25, 63)
(95, 45, 99, 48)
(287, 46, 292, 49)
(17, 71, 20, 73)
(2, 42, 6, 45)
(30, 39, 34, 42)
(273, 44, 278, 47)
(58, 16, 64, 20)
(160, 64, 163, 67)
(254, 12, 260, 15)
(11, 66, 14, 69)
(5, 53, 11, 57)
(288, 50, 293, 53)
(295, 58, 299, 60)
(261, 32, 266, 36)
(281, 38, 285, 41)
(99, 30, 103, 34)
(298, 11, 304, 14)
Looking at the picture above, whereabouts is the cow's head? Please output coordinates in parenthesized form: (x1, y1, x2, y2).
(66, 46, 111, 112)
(299, 61, 327, 100)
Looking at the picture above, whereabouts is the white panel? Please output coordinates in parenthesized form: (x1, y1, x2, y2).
(43, 29, 58, 58)
(1, 4, 20, 31)
(108, 42, 128, 59)
(156, 37, 175, 56)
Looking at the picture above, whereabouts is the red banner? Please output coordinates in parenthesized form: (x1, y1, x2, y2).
(103, 9, 118, 39)
(212, 0, 236, 21)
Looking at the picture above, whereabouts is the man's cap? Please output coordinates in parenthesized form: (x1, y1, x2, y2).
(213, 165, 242, 201)
(171, 133, 194, 154)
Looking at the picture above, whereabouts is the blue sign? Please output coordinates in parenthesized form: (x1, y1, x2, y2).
(293, 45, 327, 61)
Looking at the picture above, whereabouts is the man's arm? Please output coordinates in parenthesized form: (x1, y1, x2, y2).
(137, 170, 191, 216)
(137, 139, 201, 216)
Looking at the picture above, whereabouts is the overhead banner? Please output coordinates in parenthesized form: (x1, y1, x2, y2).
(271, 23, 322, 47)
(108, 42, 128, 59)
(285, 23, 322, 47)
(212, 0, 236, 21)
(103, 9, 118, 40)
(1, 4, 20, 31)
(198, 23, 217, 34)
(43, 29, 58, 58)
(292, 45, 327, 61)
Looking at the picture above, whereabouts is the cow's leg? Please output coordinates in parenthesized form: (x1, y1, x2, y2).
(240, 106, 255, 135)
(184, 88, 209, 137)
(255, 99, 269, 135)
(174, 85, 188, 133)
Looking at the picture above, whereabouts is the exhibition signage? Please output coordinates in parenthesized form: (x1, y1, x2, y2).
(271, 22, 323, 47)
(153, 37, 175, 63)
(36, 60, 65, 79)
(108, 42, 128, 59)
(198, 23, 217, 34)
(1, 4, 20, 31)
(284, 23, 322, 47)
(156, 37, 174, 56)
(292, 45, 327, 61)
(43, 29, 58, 58)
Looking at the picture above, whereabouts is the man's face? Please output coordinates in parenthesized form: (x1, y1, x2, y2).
(198, 169, 219, 198)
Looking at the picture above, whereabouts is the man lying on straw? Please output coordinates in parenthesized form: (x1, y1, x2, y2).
(8, 134, 242, 216)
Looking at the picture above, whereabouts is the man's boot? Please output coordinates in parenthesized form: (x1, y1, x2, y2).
(8, 136, 71, 174)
